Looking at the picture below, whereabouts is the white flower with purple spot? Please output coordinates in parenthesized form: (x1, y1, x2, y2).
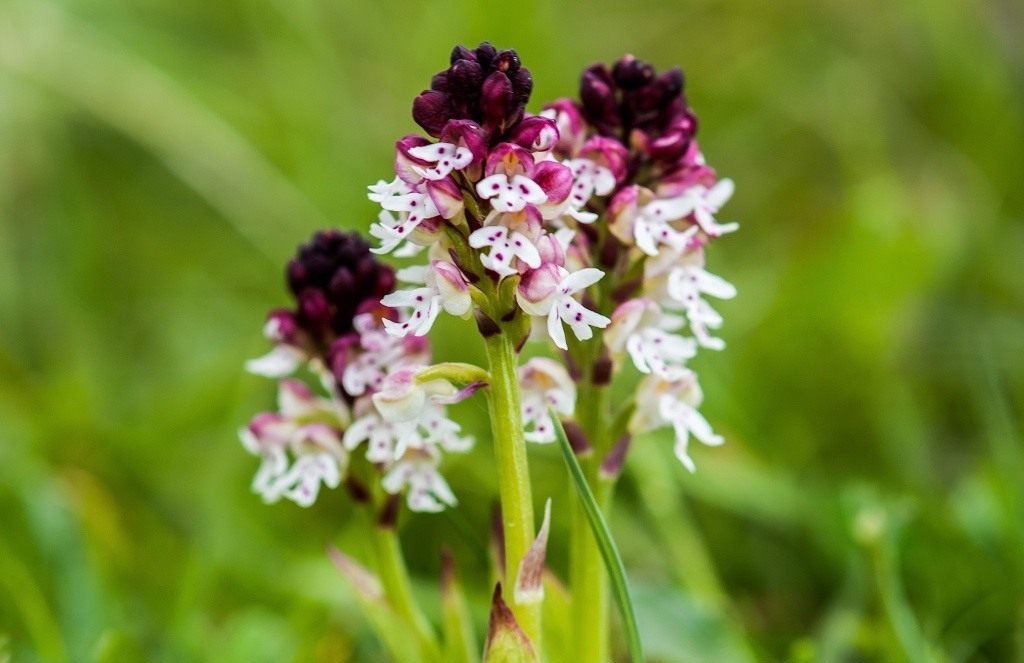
(468, 225, 541, 278)
(675, 179, 739, 237)
(606, 299, 697, 380)
(382, 448, 458, 513)
(368, 181, 440, 255)
(239, 380, 348, 507)
(564, 158, 616, 223)
(476, 172, 547, 213)
(380, 261, 472, 338)
(633, 197, 700, 257)
(517, 264, 610, 350)
(272, 424, 345, 507)
(665, 264, 736, 350)
(519, 358, 576, 443)
(408, 142, 474, 181)
(631, 373, 723, 473)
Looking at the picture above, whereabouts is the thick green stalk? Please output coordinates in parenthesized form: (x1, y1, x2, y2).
(369, 524, 441, 662)
(570, 375, 612, 663)
(483, 331, 541, 651)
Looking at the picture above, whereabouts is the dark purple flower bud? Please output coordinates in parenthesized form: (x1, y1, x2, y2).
(450, 44, 476, 64)
(430, 71, 449, 92)
(511, 66, 533, 105)
(474, 42, 497, 66)
(643, 128, 690, 163)
(448, 59, 483, 104)
(612, 55, 654, 89)
(413, 89, 455, 137)
(579, 65, 619, 133)
(298, 288, 331, 332)
(481, 71, 515, 133)
(284, 230, 396, 344)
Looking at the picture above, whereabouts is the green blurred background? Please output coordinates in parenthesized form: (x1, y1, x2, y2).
(1, 0, 1022, 660)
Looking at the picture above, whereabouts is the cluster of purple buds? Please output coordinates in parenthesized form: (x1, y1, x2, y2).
(370, 46, 739, 473)
(285, 230, 396, 341)
(414, 42, 534, 140)
(239, 42, 744, 663)
(242, 43, 740, 510)
(580, 55, 698, 169)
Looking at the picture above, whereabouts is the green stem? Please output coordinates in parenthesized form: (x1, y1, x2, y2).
(555, 410, 643, 663)
(570, 463, 612, 662)
(570, 374, 613, 663)
(369, 524, 441, 662)
(482, 331, 541, 651)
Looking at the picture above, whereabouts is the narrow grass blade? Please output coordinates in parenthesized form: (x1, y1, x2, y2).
(550, 408, 644, 662)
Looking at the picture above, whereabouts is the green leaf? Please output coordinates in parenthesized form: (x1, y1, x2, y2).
(327, 546, 425, 663)
(550, 409, 644, 663)
(440, 550, 479, 663)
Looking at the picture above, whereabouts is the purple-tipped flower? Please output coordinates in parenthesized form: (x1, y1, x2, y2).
(286, 230, 396, 342)
(579, 55, 697, 165)
(413, 42, 534, 140)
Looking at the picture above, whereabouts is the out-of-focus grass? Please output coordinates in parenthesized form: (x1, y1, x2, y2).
(1, 0, 1022, 660)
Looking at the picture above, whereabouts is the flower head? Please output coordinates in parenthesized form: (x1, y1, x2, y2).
(413, 42, 533, 140)
(580, 55, 697, 165)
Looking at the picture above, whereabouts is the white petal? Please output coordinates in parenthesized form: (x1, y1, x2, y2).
(396, 265, 429, 284)
(673, 434, 697, 473)
(684, 408, 725, 446)
(547, 307, 567, 350)
(476, 174, 509, 200)
(245, 345, 305, 377)
(634, 219, 660, 256)
(408, 142, 453, 161)
(706, 179, 734, 209)
(645, 197, 693, 221)
(593, 167, 616, 196)
(469, 225, 507, 248)
(413, 296, 441, 336)
(559, 267, 605, 294)
(511, 174, 547, 205)
(509, 232, 541, 269)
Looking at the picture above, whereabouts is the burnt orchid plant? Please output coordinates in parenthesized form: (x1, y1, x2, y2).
(241, 42, 738, 663)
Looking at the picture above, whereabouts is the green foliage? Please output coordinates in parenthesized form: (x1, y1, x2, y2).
(551, 411, 644, 662)
(1, 0, 1022, 660)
